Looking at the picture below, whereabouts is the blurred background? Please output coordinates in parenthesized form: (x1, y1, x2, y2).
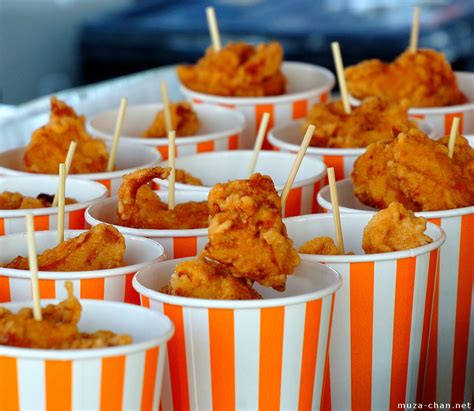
(1, 0, 473, 105)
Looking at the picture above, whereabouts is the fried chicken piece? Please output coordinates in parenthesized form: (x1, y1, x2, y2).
(142, 102, 200, 138)
(164, 259, 262, 300)
(24, 97, 109, 174)
(116, 167, 208, 229)
(177, 42, 286, 97)
(201, 173, 300, 291)
(362, 203, 432, 254)
(0, 282, 132, 349)
(345, 49, 467, 108)
(298, 237, 340, 255)
(175, 169, 203, 186)
(3, 224, 125, 271)
(303, 97, 417, 148)
(0, 191, 77, 210)
(352, 129, 474, 211)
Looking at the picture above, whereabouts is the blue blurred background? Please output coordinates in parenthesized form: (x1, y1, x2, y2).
(1, 0, 473, 105)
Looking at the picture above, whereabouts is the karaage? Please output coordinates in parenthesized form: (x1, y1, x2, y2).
(298, 237, 340, 255)
(3, 224, 125, 271)
(175, 168, 203, 186)
(0, 191, 77, 210)
(177, 42, 286, 97)
(345, 49, 467, 107)
(24, 97, 109, 174)
(116, 167, 208, 229)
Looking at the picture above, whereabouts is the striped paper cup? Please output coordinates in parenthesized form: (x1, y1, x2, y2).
(180, 62, 335, 149)
(0, 176, 107, 235)
(158, 150, 327, 217)
(0, 299, 174, 411)
(133, 258, 342, 411)
(350, 72, 474, 135)
(0, 230, 165, 304)
(0, 142, 161, 195)
(268, 118, 436, 181)
(86, 191, 208, 259)
(285, 213, 446, 411)
(88, 103, 244, 160)
(318, 179, 474, 406)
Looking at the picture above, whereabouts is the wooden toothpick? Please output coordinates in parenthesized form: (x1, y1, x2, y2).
(409, 6, 421, 53)
(247, 112, 270, 178)
(26, 214, 42, 321)
(328, 168, 345, 254)
(206, 7, 221, 52)
(52, 141, 76, 207)
(448, 117, 461, 159)
(57, 163, 66, 244)
(107, 97, 128, 172)
(160, 81, 173, 134)
(331, 42, 351, 114)
(168, 130, 176, 210)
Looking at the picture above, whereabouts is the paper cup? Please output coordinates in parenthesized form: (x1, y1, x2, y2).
(285, 213, 446, 411)
(86, 190, 208, 259)
(350, 72, 474, 135)
(0, 299, 174, 411)
(180, 62, 335, 149)
(133, 258, 342, 411)
(318, 179, 474, 406)
(158, 150, 327, 217)
(88, 103, 245, 160)
(0, 142, 161, 195)
(0, 176, 107, 235)
(0, 230, 165, 304)
(268, 118, 436, 180)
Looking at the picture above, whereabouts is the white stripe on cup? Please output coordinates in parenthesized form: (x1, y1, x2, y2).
(72, 358, 102, 410)
(464, 283, 474, 403)
(104, 275, 126, 301)
(154, 345, 167, 411)
(122, 351, 146, 409)
(9, 278, 31, 301)
(17, 358, 45, 410)
(161, 354, 174, 411)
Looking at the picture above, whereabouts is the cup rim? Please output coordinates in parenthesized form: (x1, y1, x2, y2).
(284, 212, 446, 263)
(317, 178, 474, 219)
(179, 61, 335, 105)
(0, 230, 166, 279)
(87, 103, 246, 146)
(0, 299, 175, 360)
(85, 193, 209, 237)
(0, 176, 108, 218)
(133, 258, 342, 309)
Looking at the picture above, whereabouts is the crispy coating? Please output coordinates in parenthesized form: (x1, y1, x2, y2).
(164, 258, 262, 300)
(0, 191, 76, 210)
(175, 169, 203, 186)
(298, 237, 340, 255)
(0, 282, 132, 349)
(177, 42, 286, 97)
(3, 224, 125, 271)
(345, 49, 467, 108)
(352, 128, 474, 211)
(362, 203, 432, 254)
(303, 97, 417, 148)
(201, 173, 300, 291)
(24, 97, 109, 174)
(142, 102, 200, 138)
(117, 167, 208, 229)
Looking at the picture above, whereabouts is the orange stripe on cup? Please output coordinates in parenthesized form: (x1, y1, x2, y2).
(209, 309, 235, 411)
(97, 179, 111, 195)
(389, 257, 417, 410)
(0, 356, 19, 411)
(141, 295, 151, 308)
(312, 181, 322, 214)
(45, 360, 72, 411)
(80, 278, 105, 299)
(451, 213, 474, 405)
(320, 92, 329, 103)
(444, 112, 464, 135)
(298, 299, 322, 410)
(100, 356, 126, 411)
(39, 279, 56, 299)
(256, 105, 274, 150)
(0, 218, 4, 236)
(323, 156, 344, 181)
(259, 306, 285, 411)
(125, 272, 140, 305)
(197, 140, 215, 153)
(350, 262, 374, 411)
(163, 304, 190, 411)
(411, 114, 426, 119)
(321, 296, 336, 411)
(173, 237, 198, 259)
(34, 215, 49, 231)
(0, 276, 11, 302)
(68, 209, 85, 229)
(228, 134, 239, 150)
(292, 100, 308, 119)
(157, 146, 169, 161)
(141, 347, 160, 411)
(284, 187, 302, 218)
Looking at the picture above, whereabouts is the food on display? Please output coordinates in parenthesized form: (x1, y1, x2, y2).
(0, 191, 76, 210)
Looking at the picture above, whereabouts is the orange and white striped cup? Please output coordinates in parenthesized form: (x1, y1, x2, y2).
(85, 191, 209, 259)
(0, 230, 165, 304)
(0, 142, 161, 196)
(285, 213, 446, 410)
(180, 62, 335, 149)
(133, 258, 342, 411)
(268, 118, 437, 181)
(158, 150, 327, 217)
(317, 179, 474, 406)
(350, 72, 474, 135)
(88, 103, 245, 160)
(0, 176, 107, 235)
(0, 299, 174, 410)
